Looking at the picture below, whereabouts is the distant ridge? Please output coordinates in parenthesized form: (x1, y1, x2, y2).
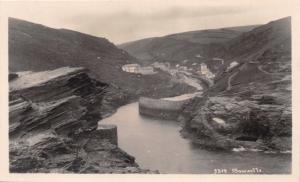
(118, 25, 258, 61)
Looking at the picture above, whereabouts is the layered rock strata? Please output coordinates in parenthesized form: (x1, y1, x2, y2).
(9, 67, 156, 173)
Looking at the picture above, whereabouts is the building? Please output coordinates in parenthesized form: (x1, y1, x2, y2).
(138, 66, 155, 75)
(122, 64, 140, 73)
(212, 57, 224, 64)
(122, 64, 155, 75)
(226, 61, 239, 71)
(200, 63, 215, 79)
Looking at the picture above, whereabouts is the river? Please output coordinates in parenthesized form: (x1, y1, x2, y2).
(99, 102, 291, 174)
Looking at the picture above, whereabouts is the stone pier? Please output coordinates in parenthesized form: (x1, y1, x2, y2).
(84, 124, 118, 152)
(97, 124, 118, 145)
(139, 97, 188, 120)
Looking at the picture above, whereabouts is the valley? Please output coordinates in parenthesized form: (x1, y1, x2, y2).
(8, 16, 292, 174)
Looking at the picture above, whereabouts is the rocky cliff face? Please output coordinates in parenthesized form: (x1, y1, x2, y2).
(179, 96, 291, 151)
(9, 67, 155, 173)
(178, 17, 291, 152)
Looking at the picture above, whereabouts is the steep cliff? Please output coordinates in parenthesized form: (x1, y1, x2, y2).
(9, 67, 156, 173)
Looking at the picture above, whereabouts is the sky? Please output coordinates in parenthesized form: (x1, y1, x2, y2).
(1, 0, 295, 44)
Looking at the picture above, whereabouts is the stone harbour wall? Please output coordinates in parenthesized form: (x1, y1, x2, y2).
(139, 97, 187, 120)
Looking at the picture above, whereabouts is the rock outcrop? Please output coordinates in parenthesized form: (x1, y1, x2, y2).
(9, 67, 155, 173)
(179, 96, 291, 151)
(9, 73, 18, 81)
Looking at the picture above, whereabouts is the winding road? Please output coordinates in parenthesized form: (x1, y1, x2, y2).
(226, 61, 284, 91)
(258, 65, 284, 76)
(250, 60, 283, 76)
(226, 71, 239, 91)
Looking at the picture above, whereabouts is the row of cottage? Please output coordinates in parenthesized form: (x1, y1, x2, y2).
(122, 64, 156, 75)
(122, 60, 239, 79)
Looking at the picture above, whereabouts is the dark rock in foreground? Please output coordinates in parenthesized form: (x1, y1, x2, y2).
(9, 67, 156, 173)
(9, 73, 18, 81)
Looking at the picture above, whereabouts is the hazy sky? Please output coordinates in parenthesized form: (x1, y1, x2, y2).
(2, 0, 294, 44)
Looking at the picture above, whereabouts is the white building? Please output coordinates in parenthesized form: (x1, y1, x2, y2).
(227, 61, 239, 71)
(200, 63, 215, 79)
(122, 64, 140, 73)
(139, 66, 155, 75)
(122, 64, 155, 75)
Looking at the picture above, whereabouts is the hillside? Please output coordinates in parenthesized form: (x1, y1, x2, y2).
(9, 18, 194, 99)
(179, 17, 291, 152)
(9, 18, 136, 73)
(119, 25, 257, 62)
(210, 17, 291, 97)
(164, 25, 258, 44)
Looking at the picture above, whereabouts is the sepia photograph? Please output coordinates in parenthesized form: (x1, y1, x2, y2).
(0, 0, 299, 181)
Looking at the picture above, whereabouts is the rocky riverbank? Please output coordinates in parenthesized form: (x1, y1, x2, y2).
(9, 67, 158, 173)
(178, 95, 291, 152)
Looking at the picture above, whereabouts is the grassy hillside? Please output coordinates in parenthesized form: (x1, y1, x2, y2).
(210, 17, 291, 100)
(9, 18, 194, 98)
(118, 25, 257, 62)
(165, 25, 257, 44)
(178, 17, 291, 152)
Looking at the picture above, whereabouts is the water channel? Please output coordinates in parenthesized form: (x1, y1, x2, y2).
(100, 97, 291, 174)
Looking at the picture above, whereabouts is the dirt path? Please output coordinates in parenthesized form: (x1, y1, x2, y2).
(226, 71, 239, 91)
(258, 65, 286, 76)
(258, 65, 273, 75)
(181, 74, 203, 90)
(225, 63, 282, 91)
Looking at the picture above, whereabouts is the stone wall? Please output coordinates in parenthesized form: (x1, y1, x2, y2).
(84, 124, 118, 152)
(139, 97, 187, 120)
